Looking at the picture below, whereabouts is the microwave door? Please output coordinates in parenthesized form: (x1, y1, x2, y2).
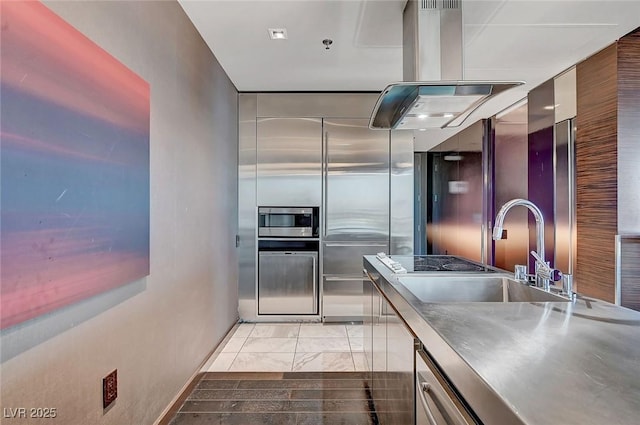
(258, 207, 317, 238)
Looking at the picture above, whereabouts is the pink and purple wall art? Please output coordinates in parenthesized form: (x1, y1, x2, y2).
(1, 1, 150, 329)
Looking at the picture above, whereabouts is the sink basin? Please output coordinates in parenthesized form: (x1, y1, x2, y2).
(397, 275, 569, 303)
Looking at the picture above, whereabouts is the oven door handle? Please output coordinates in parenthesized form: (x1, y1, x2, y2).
(323, 130, 329, 238)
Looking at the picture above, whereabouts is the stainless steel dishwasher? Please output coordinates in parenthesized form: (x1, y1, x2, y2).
(416, 348, 479, 425)
(258, 250, 318, 315)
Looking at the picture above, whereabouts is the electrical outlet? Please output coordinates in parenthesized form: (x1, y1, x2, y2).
(103, 369, 117, 409)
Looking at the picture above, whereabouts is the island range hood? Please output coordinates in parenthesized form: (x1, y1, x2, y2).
(369, 0, 523, 130)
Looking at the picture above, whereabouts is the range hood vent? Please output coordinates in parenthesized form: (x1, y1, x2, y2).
(369, 80, 522, 130)
(369, 0, 522, 130)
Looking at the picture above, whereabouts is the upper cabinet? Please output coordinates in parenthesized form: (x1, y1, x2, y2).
(257, 117, 322, 207)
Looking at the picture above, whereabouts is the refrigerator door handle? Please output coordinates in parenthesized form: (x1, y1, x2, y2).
(323, 129, 329, 238)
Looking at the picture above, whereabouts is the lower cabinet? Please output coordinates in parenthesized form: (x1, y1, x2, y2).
(322, 277, 366, 321)
(372, 285, 388, 423)
(387, 305, 416, 425)
(364, 276, 416, 425)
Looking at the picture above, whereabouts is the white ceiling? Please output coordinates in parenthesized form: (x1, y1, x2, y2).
(179, 0, 640, 150)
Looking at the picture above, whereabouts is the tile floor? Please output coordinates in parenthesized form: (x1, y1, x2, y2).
(204, 323, 367, 373)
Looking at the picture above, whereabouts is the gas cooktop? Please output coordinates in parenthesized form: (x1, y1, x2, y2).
(379, 255, 495, 273)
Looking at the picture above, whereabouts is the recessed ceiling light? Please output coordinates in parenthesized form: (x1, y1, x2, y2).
(418, 114, 428, 120)
(443, 113, 454, 118)
(268, 28, 287, 40)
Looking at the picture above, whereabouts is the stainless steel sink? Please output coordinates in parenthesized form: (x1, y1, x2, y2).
(397, 275, 569, 303)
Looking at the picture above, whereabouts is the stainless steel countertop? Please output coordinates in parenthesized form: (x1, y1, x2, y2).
(364, 255, 640, 425)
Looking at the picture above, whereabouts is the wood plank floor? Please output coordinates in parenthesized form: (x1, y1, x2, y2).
(168, 372, 380, 425)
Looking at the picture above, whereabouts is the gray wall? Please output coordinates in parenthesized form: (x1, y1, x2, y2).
(0, 2, 238, 424)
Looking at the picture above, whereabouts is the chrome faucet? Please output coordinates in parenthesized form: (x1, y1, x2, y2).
(493, 198, 561, 290)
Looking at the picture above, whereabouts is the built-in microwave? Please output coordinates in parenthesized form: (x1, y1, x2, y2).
(258, 207, 319, 238)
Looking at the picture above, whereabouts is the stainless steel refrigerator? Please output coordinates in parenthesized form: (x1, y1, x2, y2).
(321, 119, 391, 321)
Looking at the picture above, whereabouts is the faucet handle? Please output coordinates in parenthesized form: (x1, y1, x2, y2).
(530, 250, 562, 283)
(531, 251, 562, 291)
(529, 250, 546, 267)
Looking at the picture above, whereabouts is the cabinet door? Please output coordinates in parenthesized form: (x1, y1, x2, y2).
(367, 274, 415, 425)
(387, 306, 416, 425)
(323, 242, 388, 275)
(322, 277, 365, 321)
(372, 290, 387, 425)
(363, 278, 374, 374)
(257, 118, 322, 206)
(258, 252, 317, 315)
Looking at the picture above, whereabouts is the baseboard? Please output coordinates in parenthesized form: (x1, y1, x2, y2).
(154, 320, 239, 425)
